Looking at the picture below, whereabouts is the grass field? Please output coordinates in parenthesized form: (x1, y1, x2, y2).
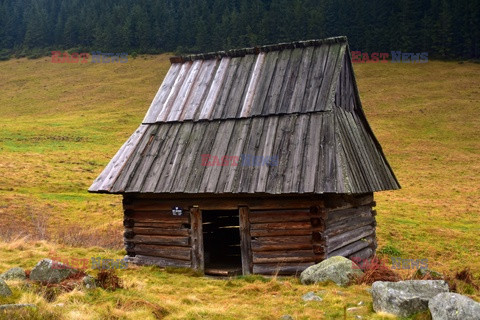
(0, 55, 479, 319)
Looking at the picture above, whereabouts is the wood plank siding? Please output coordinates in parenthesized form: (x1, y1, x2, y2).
(124, 193, 377, 275)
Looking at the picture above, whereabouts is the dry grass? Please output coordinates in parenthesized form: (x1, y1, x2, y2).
(355, 267, 402, 285)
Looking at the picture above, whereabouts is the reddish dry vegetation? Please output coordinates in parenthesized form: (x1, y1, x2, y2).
(352, 256, 480, 297)
(95, 269, 123, 291)
(355, 266, 402, 285)
(353, 257, 401, 284)
(446, 268, 480, 293)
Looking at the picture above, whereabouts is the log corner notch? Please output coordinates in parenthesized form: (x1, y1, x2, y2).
(239, 206, 253, 275)
(310, 205, 326, 263)
(190, 206, 204, 273)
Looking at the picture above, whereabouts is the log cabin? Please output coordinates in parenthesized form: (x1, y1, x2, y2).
(89, 36, 400, 276)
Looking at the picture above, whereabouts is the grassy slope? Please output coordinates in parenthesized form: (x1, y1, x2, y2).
(0, 56, 478, 319)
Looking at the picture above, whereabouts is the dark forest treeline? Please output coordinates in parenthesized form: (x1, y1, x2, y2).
(0, 0, 478, 60)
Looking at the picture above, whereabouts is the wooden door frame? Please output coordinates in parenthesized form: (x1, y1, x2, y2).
(239, 206, 253, 275)
(190, 207, 204, 272)
(190, 206, 253, 275)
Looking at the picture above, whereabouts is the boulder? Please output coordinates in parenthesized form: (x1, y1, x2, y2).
(29, 259, 79, 284)
(371, 280, 449, 317)
(279, 315, 294, 320)
(0, 279, 12, 297)
(300, 256, 363, 286)
(0, 267, 26, 281)
(429, 292, 480, 320)
(302, 291, 322, 301)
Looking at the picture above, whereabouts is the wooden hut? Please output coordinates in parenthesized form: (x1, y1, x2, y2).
(89, 36, 400, 276)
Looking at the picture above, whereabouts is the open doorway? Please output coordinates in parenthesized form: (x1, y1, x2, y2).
(202, 210, 242, 276)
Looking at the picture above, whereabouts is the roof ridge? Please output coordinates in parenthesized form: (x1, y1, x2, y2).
(170, 36, 347, 64)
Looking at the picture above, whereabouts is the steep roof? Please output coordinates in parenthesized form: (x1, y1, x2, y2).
(89, 36, 400, 194)
(142, 37, 346, 123)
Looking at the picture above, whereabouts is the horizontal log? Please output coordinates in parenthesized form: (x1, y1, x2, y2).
(133, 221, 189, 228)
(251, 242, 313, 252)
(326, 225, 374, 252)
(134, 244, 191, 261)
(249, 210, 310, 223)
(326, 205, 372, 224)
(253, 249, 315, 259)
(250, 229, 312, 237)
(251, 235, 312, 252)
(324, 193, 374, 210)
(130, 211, 189, 223)
(127, 254, 191, 268)
(124, 195, 325, 210)
(253, 249, 316, 264)
(253, 256, 316, 264)
(131, 235, 190, 246)
(327, 210, 372, 229)
(348, 247, 374, 261)
(253, 262, 314, 275)
(327, 236, 375, 258)
(131, 227, 190, 237)
(250, 221, 312, 231)
(325, 215, 375, 237)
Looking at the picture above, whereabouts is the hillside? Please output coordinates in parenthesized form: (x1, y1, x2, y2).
(0, 56, 479, 319)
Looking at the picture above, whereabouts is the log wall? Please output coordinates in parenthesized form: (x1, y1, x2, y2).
(123, 197, 193, 268)
(250, 208, 316, 275)
(121, 193, 377, 274)
(324, 193, 377, 260)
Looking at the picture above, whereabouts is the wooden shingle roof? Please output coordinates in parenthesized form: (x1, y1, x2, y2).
(89, 36, 400, 194)
(142, 37, 346, 123)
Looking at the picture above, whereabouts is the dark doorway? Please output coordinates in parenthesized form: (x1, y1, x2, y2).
(202, 210, 242, 276)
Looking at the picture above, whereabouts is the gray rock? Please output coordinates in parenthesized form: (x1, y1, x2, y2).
(372, 280, 449, 317)
(0, 304, 36, 311)
(429, 292, 480, 320)
(300, 256, 363, 286)
(302, 291, 322, 301)
(280, 315, 294, 320)
(30, 259, 79, 284)
(0, 279, 12, 297)
(83, 275, 96, 289)
(0, 267, 26, 280)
